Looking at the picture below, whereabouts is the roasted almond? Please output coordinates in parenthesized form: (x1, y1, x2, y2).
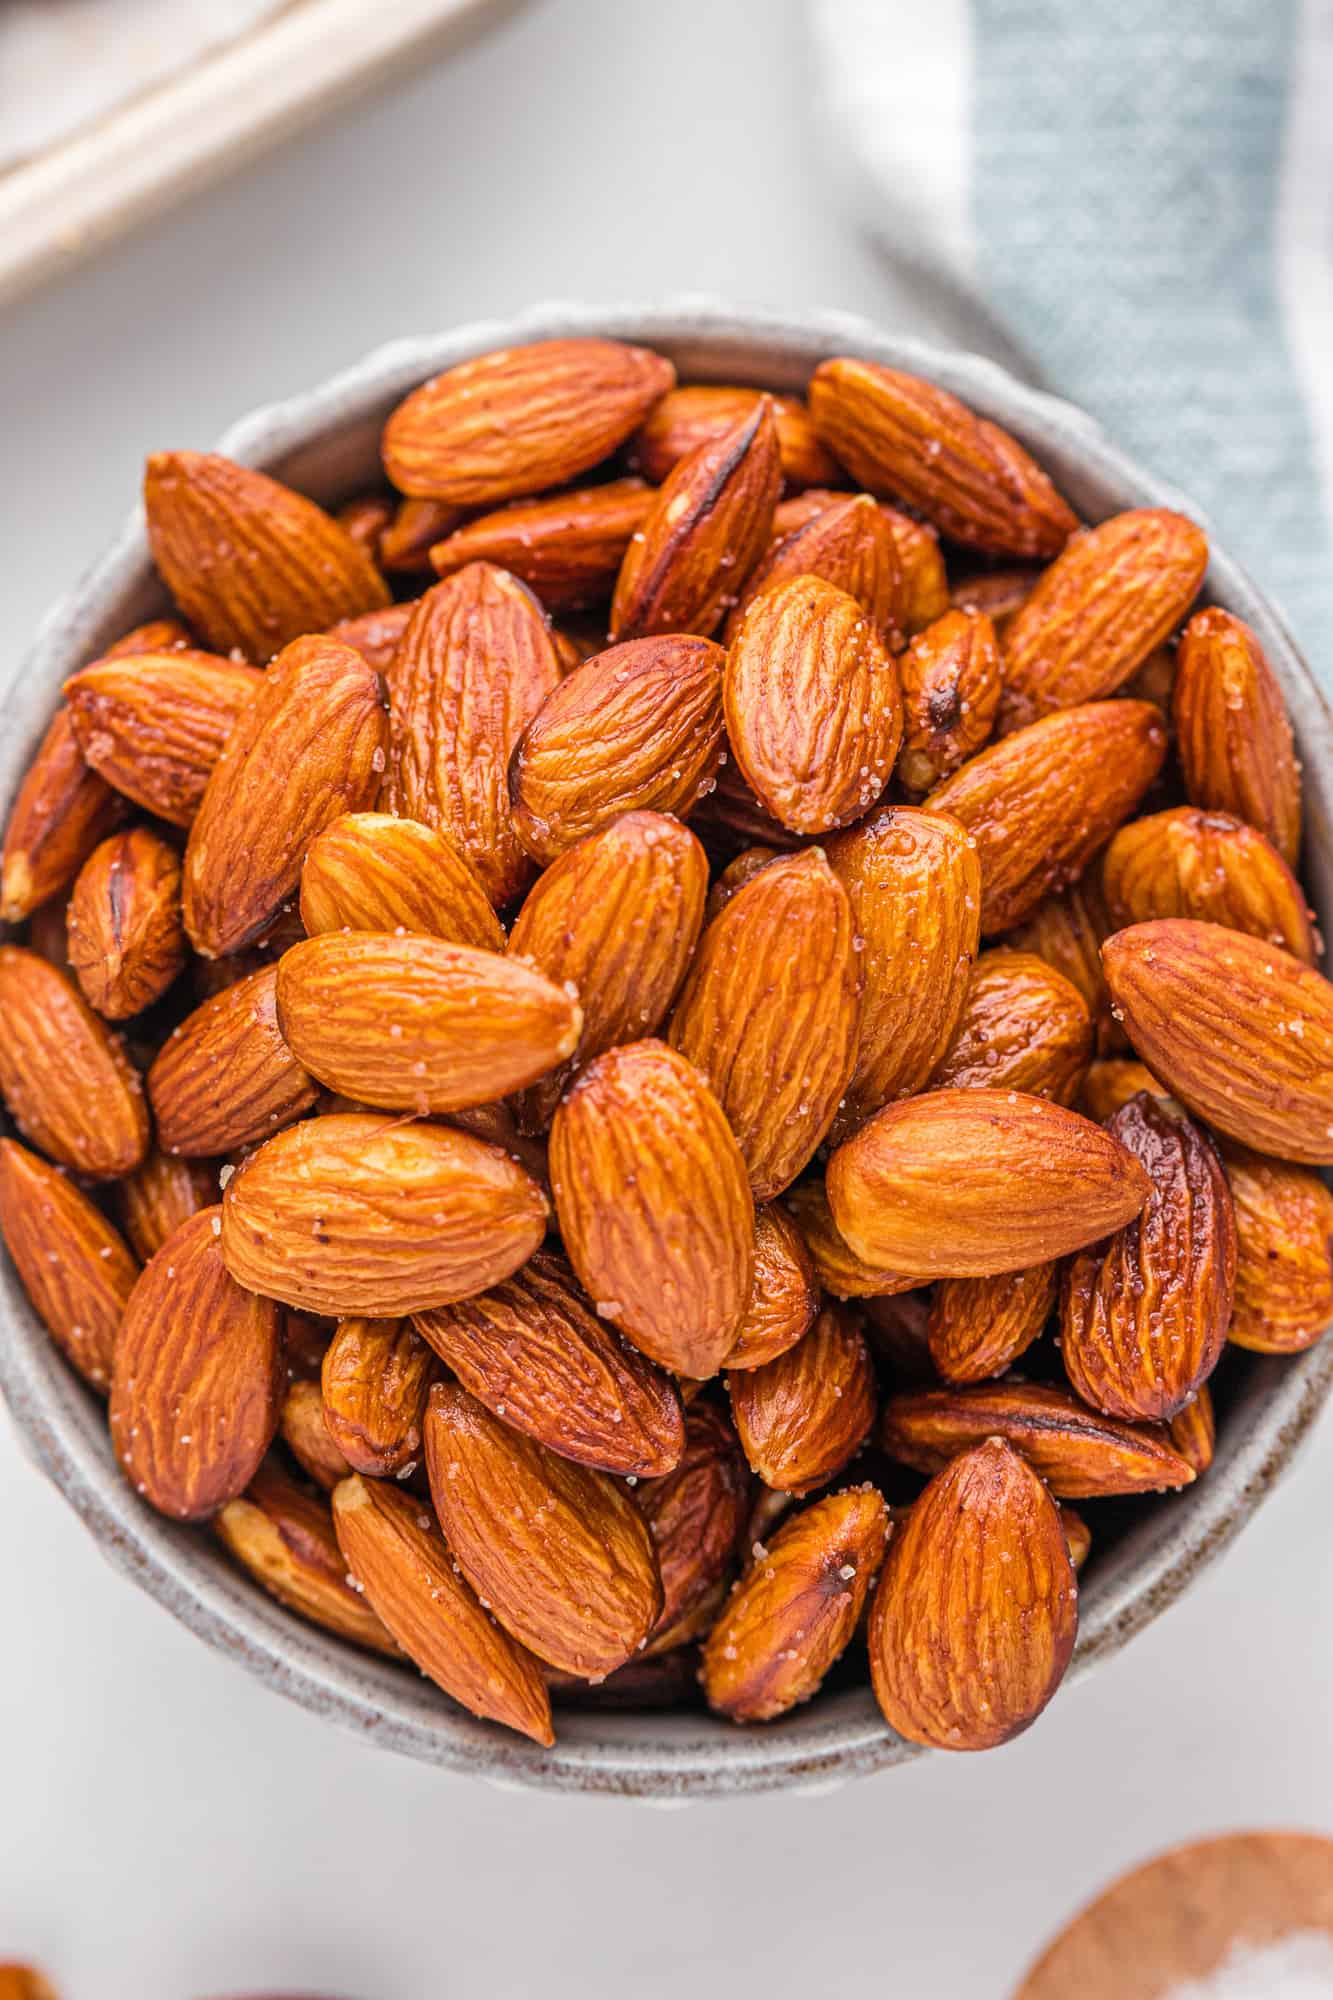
(299, 812, 505, 950)
(116, 1149, 217, 1261)
(1168, 1383, 1216, 1475)
(895, 609, 1002, 795)
(931, 948, 1093, 1104)
(724, 492, 904, 644)
(728, 1302, 876, 1494)
(784, 1179, 916, 1299)
(1221, 1140, 1333, 1353)
(324, 601, 416, 676)
(725, 1202, 820, 1369)
(337, 490, 397, 562)
(1174, 607, 1301, 866)
(634, 1402, 750, 1654)
(1080, 1057, 1170, 1124)
(950, 564, 1041, 630)
(217, 1463, 398, 1655)
(880, 1381, 1196, 1497)
(429, 479, 654, 612)
(63, 651, 262, 828)
(0, 707, 127, 924)
(1102, 805, 1314, 962)
(628, 384, 841, 490)
(1009, 876, 1121, 1057)
(0, 1138, 139, 1392)
(66, 827, 186, 1019)
(927, 1261, 1057, 1385)
(320, 1315, 435, 1476)
(279, 1376, 352, 1490)
(0, 947, 148, 1177)
(863, 1290, 936, 1381)
(148, 965, 318, 1156)
(379, 496, 462, 574)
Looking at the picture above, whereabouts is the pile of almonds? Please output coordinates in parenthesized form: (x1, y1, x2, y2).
(2, 336, 1330, 1757)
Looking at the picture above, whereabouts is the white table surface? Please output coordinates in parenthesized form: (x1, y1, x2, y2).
(2, 2, 1329, 1993)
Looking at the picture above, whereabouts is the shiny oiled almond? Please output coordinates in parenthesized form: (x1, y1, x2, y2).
(703, 1485, 889, 1723)
(280, 1377, 352, 1490)
(117, 1149, 217, 1261)
(63, 651, 262, 827)
(66, 828, 186, 1019)
(424, 1381, 663, 1676)
(110, 1208, 284, 1520)
(217, 1463, 398, 1655)
(0, 947, 148, 1177)
(784, 1180, 917, 1300)
(724, 493, 905, 643)
(148, 966, 318, 1157)
(1174, 607, 1301, 866)
(429, 479, 654, 612)
(331, 1474, 554, 1745)
(628, 384, 841, 490)
(299, 813, 505, 950)
(668, 849, 861, 1199)
(221, 1113, 548, 1317)
(928, 1262, 1057, 1385)
(728, 1303, 877, 1494)
(320, 1316, 435, 1476)
(1102, 806, 1315, 962)
(414, 1250, 684, 1477)
(0, 707, 127, 923)
(1009, 876, 1121, 1057)
(0, 1138, 139, 1393)
(1221, 1141, 1333, 1353)
(896, 608, 1002, 796)
(725, 1203, 819, 1369)
(634, 1402, 750, 1655)
(1080, 1057, 1171, 1124)
(880, 1382, 1196, 1497)
(931, 949, 1093, 1105)
(868, 1439, 1077, 1750)
(1168, 1384, 1216, 1475)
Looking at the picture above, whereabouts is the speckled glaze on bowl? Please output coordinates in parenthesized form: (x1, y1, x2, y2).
(3, 302, 1332, 1800)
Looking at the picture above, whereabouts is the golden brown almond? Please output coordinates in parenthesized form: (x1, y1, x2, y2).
(808, 358, 1077, 557)
(0, 707, 128, 923)
(826, 805, 981, 1136)
(610, 401, 781, 639)
(868, 1438, 1077, 1749)
(183, 635, 385, 958)
(383, 338, 675, 503)
(949, 564, 1042, 630)
(931, 948, 1093, 1105)
(1221, 1140, 1333, 1353)
(783, 1179, 917, 1299)
(331, 1473, 554, 1744)
(414, 1249, 684, 1477)
(628, 384, 841, 490)
(668, 849, 861, 1199)
(379, 496, 463, 574)
(1102, 920, 1333, 1163)
(275, 932, 581, 1113)
(320, 1315, 435, 1476)
(103, 616, 195, 657)
(217, 1463, 398, 1655)
(509, 634, 725, 863)
(66, 828, 185, 1019)
(299, 812, 505, 949)
(924, 701, 1168, 935)
(1080, 1057, 1170, 1124)
(424, 1380, 662, 1675)
(508, 809, 708, 1130)
(63, 651, 264, 827)
(279, 1377, 353, 1490)
(0, 947, 148, 1177)
(147, 965, 318, 1156)
(221, 1112, 548, 1316)
(549, 1038, 753, 1377)
(337, 490, 397, 562)
(827, 1087, 1150, 1278)
(144, 450, 389, 661)
(385, 563, 562, 907)
(1174, 607, 1301, 866)
(724, 492, 905, 644)
(110, 1207, 284, 1519)
(728, 1303, 876, 1495)
(723, 577, 903, 834)
(0, 1138, 139, 1392)
(430, 479, 654, 612)
(323, 601, 416, 676)
(725, 1202, 820, 1369)
(927, 1262, 1057, 1385)
(896, 609, 1001, 794)
(880, 1380, 1196, 1497)
(634, 1402, 750, 1654)
(1168, 1383, 1216, 1475)
(116, 1149, 217, 1261)
(1061, 1094, 1236, 1421)
(1102, 806, 1315, 962)
(997, 509, 1208, 733)
(1009, 876, 1121, 1057)
(703, 1484, 889, 1722)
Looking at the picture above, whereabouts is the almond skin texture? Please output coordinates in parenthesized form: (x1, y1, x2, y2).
(880, 1381, 1196, 1498)
(896, 609, 1002, 795)
(1102, 806, 1314, 963)
(826, 805, 982, 1137)
(144, 451, 390, 661)
(320, 1315, 435, 1476)
(725, 1202, 820, 1369)
(1174, 607, 1301, 866)
(0, 1138, 139, 1392)
(221, 1113, 548, 1317)
(1061, 1095, 1236, 1421)
(1103, 920, 1333, 1163)
(808, 358, 1077, 557)
(424, 1380, 663, 1676)
(997, 509, 1208, 733)
(703, 1485, 889, 1722)
(216, 1463, 398, 1656)
(413, 1250, 684, 1477)
(385, 563, 562, 908)
(610, 401, 781, 640)
(0, 707, 127, 922)
(63, 651, 262, 828)
(1010, 877, 1121, 1058)
(66, 828, 186, 1019)
(1221, 1141, 1333, 1353)
(324, 601, 416, 676)
(183, 634, 386, 958)
(0, 947, 148, 1177)
(382, 338, 675, 503)
(628, 384, 841, 490)
(868, 1438, 1077, 1750)
(928, 1262, 1057, 1385)
(634, 1402, 750, 1653)
(117, 1150, 217, 1261)
(723, 576, 904, 835)
(429, 479, 654, 612)
(924, 701, 1168, 936)
(724, 492, 905, 644)
(275, 932, 581, 1114)
(549, 1039, 754, 1378)
(1169, 1383, 1216, 1475)
(331, 1473, 554, 1745)
(668, 849, 862, 1199)
(932, 949, 1094, 1105)
(509, 635, 725, 864)
(109, 1207, 284, 1520)
(784, 1180, 918, 1299)
(827, 1088, 1150, 1278)
(508, 809, 709, 1130)
(280, 1377, 353, 1490)
(148, 965, 318, 1157)
(728, 1302, 877, 1494)
(299, 813, 504, 950)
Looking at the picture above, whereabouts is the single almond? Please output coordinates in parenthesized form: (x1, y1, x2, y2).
(634, 1402, 750, 1655)
(0, 707, 127, 923)
(0, 947, 148, 1177)
(896, 609, 1002, 794)
(299, 812, 505, 949)
(63, 651, 262, 828)
(148, 965, 318, 1156)
(1221, 1140, 1333, 1353)
(628, 383, 841, 490)
(321, 1315, 435, 1476)
(1102, 805, 1315, 962)
(217, 1463, 398, 1656)
(66, 827, 186, 1019)
(880, 1381, 1196, 1497)
(0, 1137, 139, 1392)
(725, 1202, 820, 1369)
(724, 492, 905, 644)
(1174, 607, 1301, 865)
(927, 1262, 1057, 1385)
(279, 1377, 353, 1490)
(1009, 876, 1122, 1057)
(430, 478, 654, 612)
(784, 1180, 918, 1299)
(931, 948, 1093, 1105)
(116, 1149, 218, 1261)
(728, 1302, 876, 1494)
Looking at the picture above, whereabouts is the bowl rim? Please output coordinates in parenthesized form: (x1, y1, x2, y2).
(3, 297, 1333, 1801)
